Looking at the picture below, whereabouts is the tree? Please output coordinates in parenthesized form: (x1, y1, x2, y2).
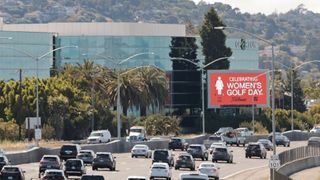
(283, 68, 306, 112)
(199, 7, 232, 70)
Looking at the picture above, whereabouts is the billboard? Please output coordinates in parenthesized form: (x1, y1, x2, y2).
(208, 70, 270, 108)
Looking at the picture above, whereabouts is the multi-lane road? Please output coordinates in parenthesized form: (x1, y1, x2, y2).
(18, 141, 306, 180)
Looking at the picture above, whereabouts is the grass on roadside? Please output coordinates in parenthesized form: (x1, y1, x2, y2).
(0, 140, 69, 152)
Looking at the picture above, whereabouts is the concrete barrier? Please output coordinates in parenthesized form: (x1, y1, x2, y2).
(6, 135, 207, 165)
(275, 156, 320, 180)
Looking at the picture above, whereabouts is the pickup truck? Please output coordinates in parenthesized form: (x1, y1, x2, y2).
(221, 131, 246, 147)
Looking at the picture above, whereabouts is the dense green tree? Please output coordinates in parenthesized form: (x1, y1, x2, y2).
(199, 7, 232, 70)
(283, 69, 306, 112)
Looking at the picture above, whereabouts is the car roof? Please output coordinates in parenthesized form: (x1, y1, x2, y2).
(248, 142, 261, 145)
(178, 153, 192, 157)
(189, 144, 203, 146)
(309, 137, 320, 141)
(45, 169, 64, 173)
(258, 139, 269, 142)
(152, 162, 169, 167)
(199, 162, 215, 166)
(179, 173, 208, 178)
(66, 158, 83, 161)
(43, 155, 59, 158)
(80, 150, 94, 152)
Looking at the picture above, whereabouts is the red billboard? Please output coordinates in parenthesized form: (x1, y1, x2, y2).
(208, 70, 270, 108)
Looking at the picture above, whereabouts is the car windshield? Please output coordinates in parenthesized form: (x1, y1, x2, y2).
(215, 148, 227, 153)
(66, 160, 81, 166)
(61, 145, 76, 151)
(46, 171, 63, 176)
(154, 151, 168, 159)
(43, 157, 58, 162)
(3, 167, 19, 172)
(134, 145, 146, 149)
(130, 129, 142, 133)
(152, 166, 166, 169)
(181, 177, 207, 180)
(248, 145, 260, 150)
(178, 155, 191, 160)
(96, 154, 110, 159)
(90, 132, 102, 137)
(189, 146, 201, 150)
(0, 157, 5, 161)
(171, 138, 181, 142)
(81, 176, 105, 180)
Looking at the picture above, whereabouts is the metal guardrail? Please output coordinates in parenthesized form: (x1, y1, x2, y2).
(278, 145, 320, 166)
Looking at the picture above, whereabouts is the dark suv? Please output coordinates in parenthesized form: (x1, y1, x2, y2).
(0, 166, 25, 180)
(187, 144, 208, 161)
(169, 138, 189, 151)
(175, 153, 195, 170)
(60, 144, 81, 161)
(81, 175, 105, 180)
(64, 159, 86, 177)
(92, 152, 116, 171)
(152, 149, 174, 167)
(246, 143, 267, 159)
(38, 155, 61, 178)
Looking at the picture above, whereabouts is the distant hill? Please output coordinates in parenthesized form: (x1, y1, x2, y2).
(1, 0, 320, 70)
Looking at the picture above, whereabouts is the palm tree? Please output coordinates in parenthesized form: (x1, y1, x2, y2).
(136, 67, 168, 116)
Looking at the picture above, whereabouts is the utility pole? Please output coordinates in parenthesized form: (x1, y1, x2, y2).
(19, 69, 22, 140)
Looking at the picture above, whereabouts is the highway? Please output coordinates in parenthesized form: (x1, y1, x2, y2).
(19, 141, 306, 180)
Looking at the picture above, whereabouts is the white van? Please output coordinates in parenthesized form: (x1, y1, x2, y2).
(87, 130, 111, 144)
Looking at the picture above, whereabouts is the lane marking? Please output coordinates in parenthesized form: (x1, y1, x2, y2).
(221, 165, 268, 180)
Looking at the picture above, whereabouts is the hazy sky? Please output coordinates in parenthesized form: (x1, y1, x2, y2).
(192, 0, 320, 15)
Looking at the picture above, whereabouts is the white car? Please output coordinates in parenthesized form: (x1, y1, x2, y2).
(131, 144, 152, 158)
(198, 162, 219, 180)
(209, 142, 227, 154)
(310, 126, 320, 133)
(43, 169, 67, 180)
(150, 162, 172, 180)
(179, 173, 209, 180)
(87, 130, 111, 144)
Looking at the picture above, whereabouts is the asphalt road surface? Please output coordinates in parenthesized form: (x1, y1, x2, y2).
(19, 141, 306, 180)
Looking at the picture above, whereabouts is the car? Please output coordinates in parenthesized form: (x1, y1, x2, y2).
(87, 130, 111, 144)
(310, 126, 320, 133)
(307, 137, 320, 146)
(268, 133, 290, 147)
(149, 162, 172, 180)
(152, 149, 174, 167)
(81, 175, 105, 180)
(39, 155, 62, 178)
(257, 139, 273, 151)
(187, 144, 208, 161)
(208, 142, 227, 154)
(63, 159, 86, 177)
(175, 153, 195, 170)
(127, 126, 147, 142)
(203, 135, 224, 148)
(0, 166, 25, 180)
(198, 162, 219, 180)
(41, 169, 67, 180)
(131, 144, 152, 158)
(245, 143, 267, 159)
(179, 173, 209, 180)
(236, 127, 254, 136)
(127, 176, 147, 180)
(169, 137, 189, 151)
(0, 155, 9, 170)
(211, 147, 233, 163)
(77, 150, 95, 165)
(92, 152, 116, 171)
(59, 144, 81, 161)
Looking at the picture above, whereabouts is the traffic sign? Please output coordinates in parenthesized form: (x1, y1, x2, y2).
(35, 129, 42, 140)
(269, 159, 280, 169)
(270, 154, 279, 160)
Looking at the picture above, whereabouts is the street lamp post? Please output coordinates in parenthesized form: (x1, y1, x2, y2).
(214, 26, 277, 179)
(86, 52, 154, 139)
(171, 56, 232, 134)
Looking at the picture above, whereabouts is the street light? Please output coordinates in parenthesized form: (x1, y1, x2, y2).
(171, 56, 233, 134)
(85, 52, 154, 139)
(214, 26, 277, 179)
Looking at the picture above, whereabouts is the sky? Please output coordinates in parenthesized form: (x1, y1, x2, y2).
(192, 0, 320, 15)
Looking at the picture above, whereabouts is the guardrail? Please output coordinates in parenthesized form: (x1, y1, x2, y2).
(273, 145, 320, 180)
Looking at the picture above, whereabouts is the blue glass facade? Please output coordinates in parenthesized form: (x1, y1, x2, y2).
(56, 36, 205, 71)
(0, 31, 53, 80)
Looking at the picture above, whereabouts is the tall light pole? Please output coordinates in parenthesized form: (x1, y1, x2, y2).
(265, 60, 320, 131)
(171, 56, 232, 134)
(85, 52, 154, 139)
(214, 26, 277, 179)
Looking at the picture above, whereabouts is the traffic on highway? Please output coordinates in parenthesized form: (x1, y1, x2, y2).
(0, 126, 308, 180)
